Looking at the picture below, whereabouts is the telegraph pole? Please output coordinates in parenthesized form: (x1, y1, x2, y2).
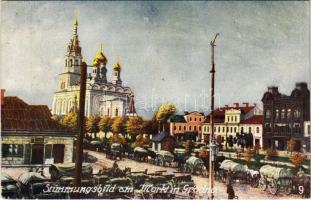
(208, 33, 219, 200)
(73, 62, 87, 199)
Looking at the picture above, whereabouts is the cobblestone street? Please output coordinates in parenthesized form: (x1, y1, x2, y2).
(2, 150, 304, 199)
(87, 150, 303, 199)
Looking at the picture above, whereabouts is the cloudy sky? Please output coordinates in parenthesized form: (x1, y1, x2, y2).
(0, 1, 309, 119)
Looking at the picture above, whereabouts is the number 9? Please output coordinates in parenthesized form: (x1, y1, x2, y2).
(298, 186, 304, 194)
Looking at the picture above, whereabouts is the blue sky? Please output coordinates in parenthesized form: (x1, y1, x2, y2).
(0, 1, 309, 119)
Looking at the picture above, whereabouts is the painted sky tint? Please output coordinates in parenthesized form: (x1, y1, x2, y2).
(0, 1, 309, 119)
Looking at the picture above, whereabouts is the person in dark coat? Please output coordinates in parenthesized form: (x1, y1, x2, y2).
(227, 183, 235, 200)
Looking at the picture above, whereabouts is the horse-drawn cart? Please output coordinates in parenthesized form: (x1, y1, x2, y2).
(218, 159, 249, 184)
(133, 147, 149, 162)
(184, 156, 205, 175)
(155, 150, 175, 167)
(259, 165, 292, 195)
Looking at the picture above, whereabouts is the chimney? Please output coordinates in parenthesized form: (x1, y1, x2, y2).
(243, 102, 249, 107)
(184, 111, 189, 115)
(234, 103, 239, 108)
(296, 82, 307, 90)
(225, 105, 229, 109)
(1, 89, 5, 106)
(268, 86, 279, 94)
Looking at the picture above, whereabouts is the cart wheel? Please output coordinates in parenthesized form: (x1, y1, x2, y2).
(259, 178, 267, 191)
(268, 179, 278, 195)
(251, 177, 259, 188)
(284, 180, 292, 195)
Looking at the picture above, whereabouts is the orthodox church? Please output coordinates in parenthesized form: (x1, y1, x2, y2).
(52, 16, 136, 117)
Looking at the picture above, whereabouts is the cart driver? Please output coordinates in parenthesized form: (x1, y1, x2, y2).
(297, 167, 305, 177)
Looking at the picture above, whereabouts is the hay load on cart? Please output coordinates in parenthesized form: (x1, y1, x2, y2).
(107, 143, 123, 160)
(218, 160, 249, 184)
(184, 156, 205, 175)
(155, 150, 174, 166)
(134, 147, 149, 161)
(259, 165, 292, 195)
(49, 162, 93, 181)
(259, 165, 291, 180)
(219, 159, 248, 172)
(2, 172, 19, 198)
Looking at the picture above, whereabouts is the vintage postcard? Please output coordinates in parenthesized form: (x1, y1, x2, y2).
(0, 1, 310, 199)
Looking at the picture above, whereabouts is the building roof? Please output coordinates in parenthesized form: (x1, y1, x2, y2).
(204, 104, 256, 122)
(151, 131, 171, 142)
(204, 116, 225, 123)
(169, 115, 186, 123)
(240, 115, 263, 124)
(1, 96, 73, 134)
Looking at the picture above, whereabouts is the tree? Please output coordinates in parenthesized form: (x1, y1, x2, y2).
(216, 135, 223, 150)
(111, 133, 126, 145)
(254, 143, 261, 155)
(126, 116, 144, 138)
(61, 111, 78, 131)
(244, 148, 253, 166)
(287, 138, 296, 154)
(265, 147, 278, 160)
(86, 115, 101, 139)
(133, 134, 149, 148)
(199, 146, 209, 165)
(99, 116, 112, 140)
(184, 140, 194, 155)
(156, 103, 177, 131)
(112, 117, 127, 136)
(142, 120, 153, 135)
(291, 152, 306, 168)
(51, 114, 61, 122)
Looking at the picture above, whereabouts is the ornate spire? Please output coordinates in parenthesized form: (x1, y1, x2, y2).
(73, 14, 78, 35)
(66, 14, 81, 56)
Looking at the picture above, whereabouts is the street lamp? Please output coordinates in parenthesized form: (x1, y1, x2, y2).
(208, 33, 219, 200)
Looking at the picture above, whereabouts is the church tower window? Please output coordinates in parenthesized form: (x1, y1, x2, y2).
(115, 108, 118, 117)
(75, 59, 78, 67)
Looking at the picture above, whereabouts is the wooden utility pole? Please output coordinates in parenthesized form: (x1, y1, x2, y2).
(73, 62, 87, 199)
(208, 33, 219, 200)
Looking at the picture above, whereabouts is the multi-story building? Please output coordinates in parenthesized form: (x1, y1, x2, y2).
(304, 121, 310, 151)
(261, 82, 310, 151)
(1, 90, 75, 165)
(202, 103, 263, 147)
(169, 111, 205, 141)
(52, 16, 136, 117)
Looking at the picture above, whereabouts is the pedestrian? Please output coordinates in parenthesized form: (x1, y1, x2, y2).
(227, 183, 236, 200)
(226, 169, 232, 185)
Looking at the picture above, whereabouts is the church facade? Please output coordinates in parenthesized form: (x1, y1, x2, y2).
(52, 17, 136, 117)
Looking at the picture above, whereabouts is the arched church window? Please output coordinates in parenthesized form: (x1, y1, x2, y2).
(61, 82, 65, 89)
(115, 108, 118, 117)
(65, 59, 67, 67)
(107, 108, 110, 116)
(57, 100, 61, 114)
(69, 59, 72, 67)
(75, 59, 78, 67)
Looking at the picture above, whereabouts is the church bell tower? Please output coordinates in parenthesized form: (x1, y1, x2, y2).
(58, 15, 83, 90)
